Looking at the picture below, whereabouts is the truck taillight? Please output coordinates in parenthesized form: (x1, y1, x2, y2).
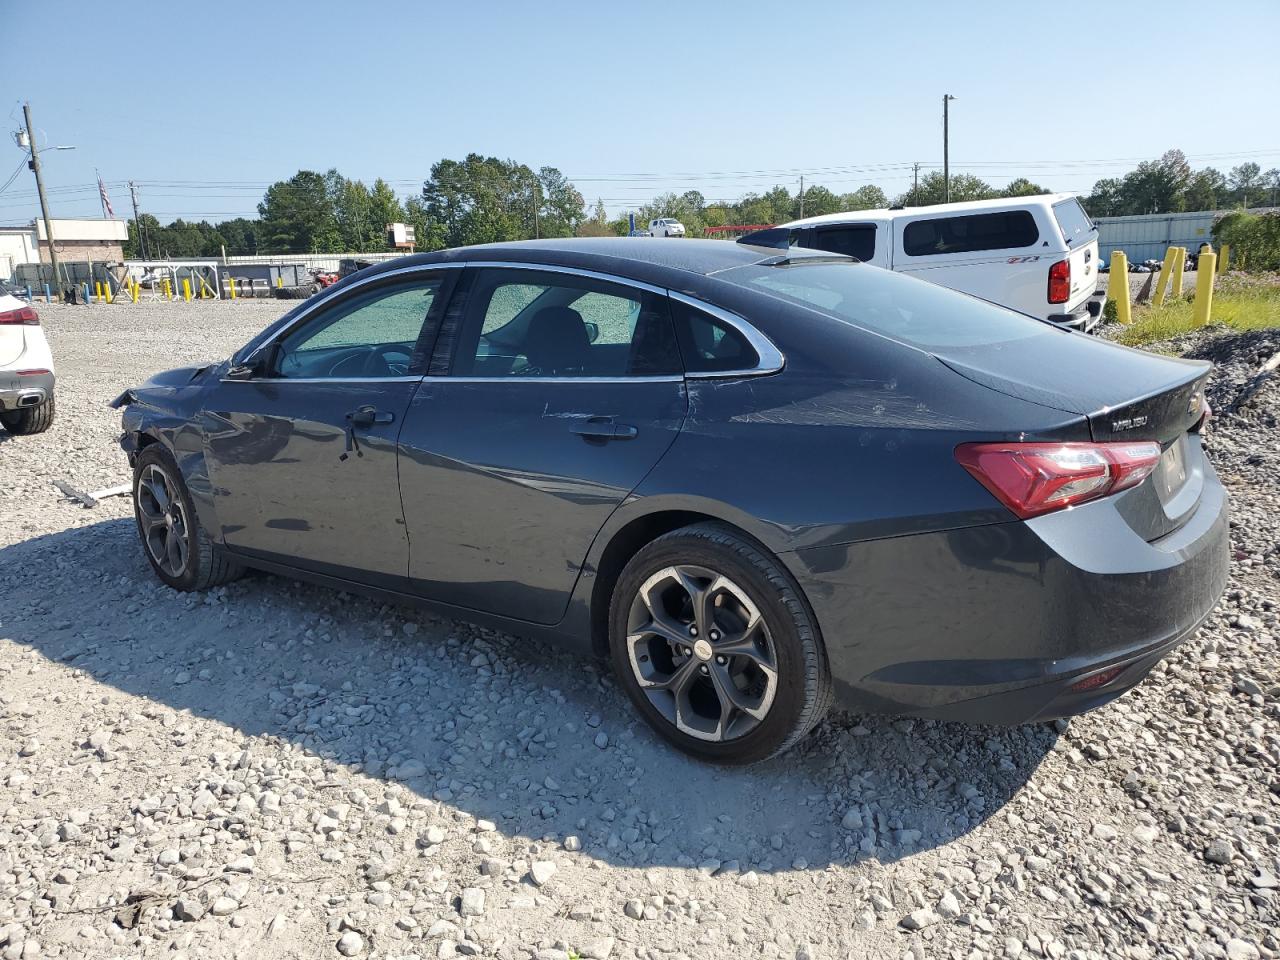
(0, 305, 39, 325)
(955, 441, 1161, 519)
(1047, 259, 1071, 305)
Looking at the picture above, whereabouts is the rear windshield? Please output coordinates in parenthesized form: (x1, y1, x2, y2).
(1053, 198, 1095, 247)
(902, 211, 1039, 257)
(723, 261, 1050, 348)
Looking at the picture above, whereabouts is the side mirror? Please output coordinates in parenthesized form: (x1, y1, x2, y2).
(584, 321, 600, 344)
(227, 342, 280, 380)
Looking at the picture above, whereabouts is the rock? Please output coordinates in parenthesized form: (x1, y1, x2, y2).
(1091, 824, 1118, 841)
(594, 732, 609, 749)
(173, 897, 205, 922)
(1204, 839, 1233, 864)
(937, 891, 962, 919)
(397, 759, 426, 779)
(459, 887, 485, 917)
(623, 899, 644, 920)
(900, 908, 939, 931)
(840, 809, 862, 830)
(1225, 941, 1260, 960)
(337, 931, 364, 956)
(209, 896, 238, 916)
(529, 860, 556, 886)
(18, 738, 38, 757)
(580, 937, 616, 959)
(423, 825, 446, 845)
(563, 835, 581, 852)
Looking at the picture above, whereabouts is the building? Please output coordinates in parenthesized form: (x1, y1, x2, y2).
(0, 218, 129, 279)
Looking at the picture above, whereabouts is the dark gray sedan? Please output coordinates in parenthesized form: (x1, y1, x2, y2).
(114, 238, 1228, 764)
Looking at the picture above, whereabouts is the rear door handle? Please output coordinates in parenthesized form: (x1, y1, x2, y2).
(347, 405, 395, 428)
(571, 415, 637, 443)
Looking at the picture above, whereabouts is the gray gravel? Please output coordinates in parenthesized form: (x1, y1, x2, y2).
(0, 300, 1276, 959)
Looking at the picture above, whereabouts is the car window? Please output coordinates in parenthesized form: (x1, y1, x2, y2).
(453, 269, 681, 378)
(275, 279, 440, 379)
(901, 211, 1039, 257)
(724, 260, 1049, 348)
(799, 225, 876, 261)
(670, 300, 759, 373)
(1053, 199, 1094, 247)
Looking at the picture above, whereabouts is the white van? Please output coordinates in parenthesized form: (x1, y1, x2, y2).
(778, 194, 1105, 331)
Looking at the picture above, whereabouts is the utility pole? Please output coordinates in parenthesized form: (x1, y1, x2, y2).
(912, 162, 920, 203)
(129, 181, 150, 261)
(942, 94, 956, 204)
(798, 175, 804, 219)
(23, 102, 63, 299)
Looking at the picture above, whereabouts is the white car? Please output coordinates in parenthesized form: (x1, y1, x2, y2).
(778, 194, 1105, 331)
(0, 279, 55, 434)
(648, 218, 686, 238)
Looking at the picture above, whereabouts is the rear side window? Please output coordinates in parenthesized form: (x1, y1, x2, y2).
(799, 225, 876, 261)
(902, 211, 1039, 257)
(1053, 199, 1094, 247)
(670, 300, 758, 373)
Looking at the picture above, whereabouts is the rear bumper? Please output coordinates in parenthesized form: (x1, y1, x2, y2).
(786, 451, 1229, 725)
(1047, 288, 1106, 333)
(0, 370, 54, 410)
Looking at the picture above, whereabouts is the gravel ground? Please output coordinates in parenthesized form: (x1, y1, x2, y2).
(1, 301, 1277, 960)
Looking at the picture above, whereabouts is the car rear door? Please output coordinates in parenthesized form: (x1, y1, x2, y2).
(396, 265, 687, 625)
(201, 269, 452, 589)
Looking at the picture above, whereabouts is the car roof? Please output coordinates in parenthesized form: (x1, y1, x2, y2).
(371, 237, 838, 281)
(783, 192, 1079, 228)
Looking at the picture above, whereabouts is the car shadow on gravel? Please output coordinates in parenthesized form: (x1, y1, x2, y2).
(1, 518, 1057, 873)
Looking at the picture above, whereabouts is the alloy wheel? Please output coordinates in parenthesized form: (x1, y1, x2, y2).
(136, 463, 191, 578)
(626, 564, 778, 741)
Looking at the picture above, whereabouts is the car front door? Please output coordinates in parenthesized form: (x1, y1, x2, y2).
(202, 270, 450, 588)
(397, 266, 687, 625)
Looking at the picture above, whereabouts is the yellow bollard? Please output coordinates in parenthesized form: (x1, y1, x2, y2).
(1218, 243, 1230, 274)
(1192, 252, 1216, 326)
(1152, 247, 1179, 306)
(130, 280, 139, 303)
(162, 278, 172, 300)
(94, 281, 103, 302)
(229, 277, 237, 300)
(1109, 251, 1131, 325)
(182, 278, 192, 302)
(275, 275, 283, 289)
(1171, 247, 1186, 299)
(104, 282, 113, 304)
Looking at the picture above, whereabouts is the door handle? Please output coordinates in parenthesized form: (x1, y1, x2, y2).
(347, 405, 395, 428)
(571, 415, 638, 443)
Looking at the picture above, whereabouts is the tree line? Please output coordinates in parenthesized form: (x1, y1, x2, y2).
(122, 149, 1280, 259)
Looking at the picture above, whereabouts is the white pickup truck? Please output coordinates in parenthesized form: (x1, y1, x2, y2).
(779, 194, 1105, 331)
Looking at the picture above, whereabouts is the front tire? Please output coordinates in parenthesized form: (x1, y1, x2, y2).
(0, 396, 55, 435)
(609, 523, 832, 764)
(132, 446, 243, 591)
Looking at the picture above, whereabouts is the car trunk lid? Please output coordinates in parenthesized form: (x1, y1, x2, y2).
(1052, 198, 1101, 314)
(934, 332, 1211, 540)
(0, 327, 25, 367)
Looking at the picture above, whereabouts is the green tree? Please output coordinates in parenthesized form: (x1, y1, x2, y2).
(418, 154, 574, 248)
(536, 166, 586, 238)
(1228, 162, 1265, 206)
(258, 170, 340, 253)
(217, 217, 258, 255)
(1001, 178, 1049, 197)
(327, 170, 376, 252)
(578, 198, 614, 237)
(794, 185, 842, 218)
(1185, 168, 1227, 212)
(840, 185, 888, 210)
(368, 178, 406, 247)
(898, 171, 994, 206)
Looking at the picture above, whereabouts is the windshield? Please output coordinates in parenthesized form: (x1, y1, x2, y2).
(722, 261, 1052, 349)
(1053, 198, 1095, 247)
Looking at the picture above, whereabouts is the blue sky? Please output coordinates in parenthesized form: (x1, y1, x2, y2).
(2, 0, 1277, 225)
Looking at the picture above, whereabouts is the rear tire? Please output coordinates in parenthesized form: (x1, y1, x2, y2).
(608, 522, 832, 764)
(132, 445, 243, 591)
(0, 396, 55, 435)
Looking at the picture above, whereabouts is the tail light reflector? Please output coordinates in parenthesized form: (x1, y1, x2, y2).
(1068, 665, 1124, 693)
(1047, 259, 1071, 304)
(0, 305, 39, 325)
(955, 441, 1162, 519)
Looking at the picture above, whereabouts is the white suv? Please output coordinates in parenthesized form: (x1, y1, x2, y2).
(0, 280, 55, 434)
(778, 194, 1105, 331)
(648, 218, 686, 238)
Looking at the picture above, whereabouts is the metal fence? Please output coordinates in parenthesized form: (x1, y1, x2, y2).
(1095, 207, 1278, 263)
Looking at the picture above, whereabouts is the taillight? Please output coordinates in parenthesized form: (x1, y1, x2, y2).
(0, 305, 39, 325)
(955, 441, 1162, 519)
(1047, 259, 1071, 304)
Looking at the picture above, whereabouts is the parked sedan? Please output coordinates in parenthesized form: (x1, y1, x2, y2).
(114, 238, 1228, 764)
(0, 279, 56, 434)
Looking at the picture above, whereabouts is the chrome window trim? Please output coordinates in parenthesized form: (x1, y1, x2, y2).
(239, 258, 786, 384)
(436, 375, 685, 385)
(666, 290, 785, 379)
(219, 375, 424, 385)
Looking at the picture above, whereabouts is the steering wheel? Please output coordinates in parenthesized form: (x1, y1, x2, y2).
(364, 344, 412, 377)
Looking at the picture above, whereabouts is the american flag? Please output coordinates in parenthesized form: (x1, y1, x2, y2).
(97, 173, 114, 218)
